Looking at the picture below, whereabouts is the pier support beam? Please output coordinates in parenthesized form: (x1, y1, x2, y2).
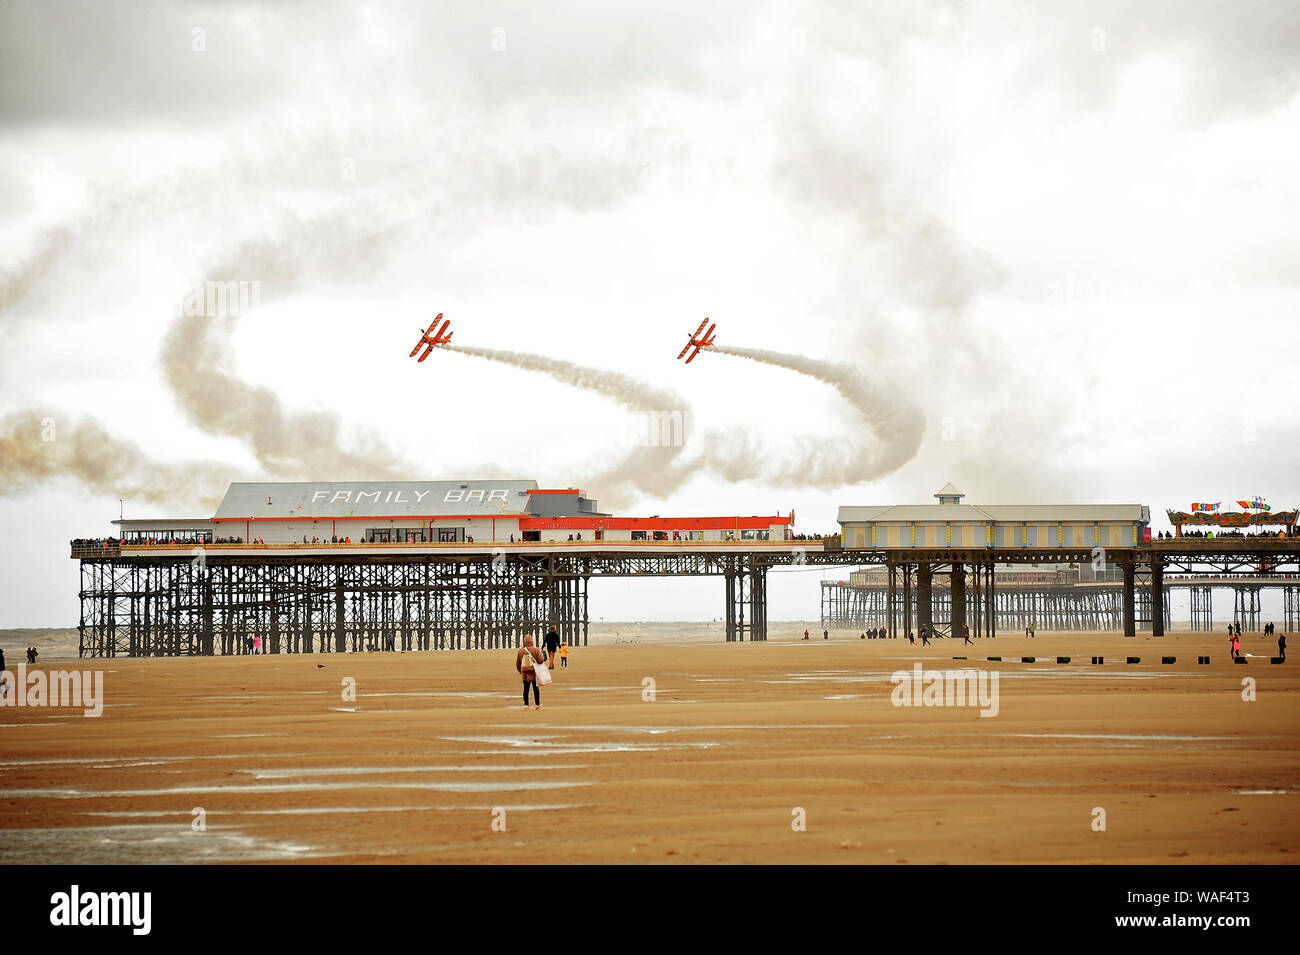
(951, 562, 966, 640)
(724, 567, 737, 642)
(1122, 559, 1136, 637)
(902, 563, 913, 640)
(1151, 558, 1164, 637)
(917, 563, 933, 640)
(887, 562, 898, 638)
(1189, 585, 1212, 631)
(985, 563, 996, 638)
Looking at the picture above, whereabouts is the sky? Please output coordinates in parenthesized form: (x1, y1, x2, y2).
(1, 0, 1298, 627)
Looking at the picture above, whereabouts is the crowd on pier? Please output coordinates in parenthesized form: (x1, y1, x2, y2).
(1166, 529, 1292, 539)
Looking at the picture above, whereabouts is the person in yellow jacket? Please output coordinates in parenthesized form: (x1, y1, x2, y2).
(559, 641, 569, 669)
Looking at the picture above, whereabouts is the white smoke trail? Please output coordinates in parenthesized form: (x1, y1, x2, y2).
(446, 345, 683, 414)
(161, 309, 419, 481)
(709, 344, 925, 486)
(445, 344, 692, 505)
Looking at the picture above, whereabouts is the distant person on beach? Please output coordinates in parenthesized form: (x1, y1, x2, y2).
(1278, 633, 1286, 662)
(907, 631, 915, 646)
(1231, 634, 1241, 661)
(804, 630, 809, 640)
(963, 624, 973, 646)
(544, 628, 560, 664)
(27, 646, 37, 664)
(823, 629, 829, 640)
(920, 628, 930, 647)
(253, 635, 262, 655)
(559, 641, 569, 669)
(517, 634, 544, 709)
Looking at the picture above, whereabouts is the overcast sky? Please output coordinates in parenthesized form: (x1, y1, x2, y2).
(1, 0, 1298, 627)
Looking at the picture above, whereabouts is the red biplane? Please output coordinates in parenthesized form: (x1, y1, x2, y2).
(677, 318, 716, 364)
(409, 313, 453, 362)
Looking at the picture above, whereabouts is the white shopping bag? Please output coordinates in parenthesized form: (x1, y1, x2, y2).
(533, 659, 553, 685)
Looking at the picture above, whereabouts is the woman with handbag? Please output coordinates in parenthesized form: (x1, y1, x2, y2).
(517, 634, 548, 709)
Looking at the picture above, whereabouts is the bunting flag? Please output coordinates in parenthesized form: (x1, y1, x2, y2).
(1190, 502, 1220, 512)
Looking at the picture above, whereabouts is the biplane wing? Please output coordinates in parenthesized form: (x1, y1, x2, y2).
(677, 318, 709, 359)
(678, 319, 716, 363)
(410, 313, 452, 360)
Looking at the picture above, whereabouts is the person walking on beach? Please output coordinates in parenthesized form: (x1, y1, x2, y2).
(907, 631, 915, 646)
(920, 627, 930, 647)
(1278, 633, 1286, 662)
(804, 629, 809, 640)
(1231, 633, 1241, 661)
(823, 629, 829, 640)
(559, 640, 569, 669)
(252, 635, 262, 655)
(963, 624, 973, 646)
(27, 646, 38, 664)
(544, 627, 560, 666)
(517, 634, 545, 709)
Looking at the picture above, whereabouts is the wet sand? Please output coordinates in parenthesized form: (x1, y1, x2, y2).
(0, 629, 1296, 864)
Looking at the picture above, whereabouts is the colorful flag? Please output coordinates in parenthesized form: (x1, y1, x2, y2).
(1236, 498, 1270, 511)
(1191, 502, 1220, 512)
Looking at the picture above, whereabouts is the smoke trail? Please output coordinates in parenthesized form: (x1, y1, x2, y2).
(161, 310, 418, 481)
(446, 344, 692, 504)
(155, 207, 444, 481)
(0, 409, 236, 511)
(709, 344, 924, 486)
(0, 226, 74, 332)
(447, 345, 683, 415)
(154, 110, 670, 481)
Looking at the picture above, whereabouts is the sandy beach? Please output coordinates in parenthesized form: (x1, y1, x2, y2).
(0, 628, 1296, 864)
